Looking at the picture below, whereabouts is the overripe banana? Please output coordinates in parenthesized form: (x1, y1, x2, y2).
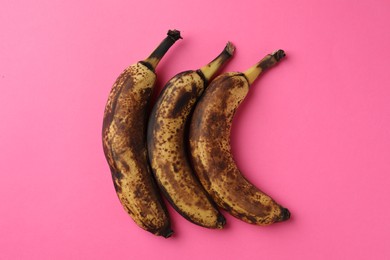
(147, 42, 235, 228)
(189, 50, 290, 225)
(102, 30, 181, 237)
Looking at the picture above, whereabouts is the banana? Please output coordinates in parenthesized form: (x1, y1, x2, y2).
(147, 42, 235, 228)
(189, 50, 290, 225)
(102, 30, 181, 237)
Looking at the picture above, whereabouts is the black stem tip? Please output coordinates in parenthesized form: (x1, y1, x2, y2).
(225, 41, 236, 56)
(217, 213, 227, 228)
(280, 207, 291, 221)
(161, 228, 174, 238)
(167, 29, 182, 41)
(272, 49, 286, 62)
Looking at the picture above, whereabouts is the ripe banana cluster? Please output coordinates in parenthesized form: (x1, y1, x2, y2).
(102, 30, 290, 238)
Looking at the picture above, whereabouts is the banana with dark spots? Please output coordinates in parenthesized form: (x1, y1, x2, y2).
(147, 42, 235, 228)
(102, 30, 181, 238)
(189, 50, 291, 225)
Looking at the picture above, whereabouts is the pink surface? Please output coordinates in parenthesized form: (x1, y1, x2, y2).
(1, 0, 390, 259)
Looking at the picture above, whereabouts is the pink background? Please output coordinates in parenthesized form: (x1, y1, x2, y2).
(1, 0, 390, 259)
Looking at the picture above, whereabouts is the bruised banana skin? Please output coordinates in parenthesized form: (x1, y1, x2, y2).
(102, 30, 181, 237)
(147, 43, 235, 228)
(189, 50, 290, 225)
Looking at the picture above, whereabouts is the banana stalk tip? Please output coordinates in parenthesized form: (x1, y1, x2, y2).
(167, 29, 182, 41)
(217, 214, 227, 229)
(279, 207, 290, 221)
(272, 49, 286, 62)
(226, 41, 236, 56)
(161, 228, 174, 238)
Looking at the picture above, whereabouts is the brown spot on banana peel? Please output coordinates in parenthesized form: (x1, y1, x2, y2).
(102, 29, 182, 238)
(189, 51, 290, 226)
(171, 88, 194, 117)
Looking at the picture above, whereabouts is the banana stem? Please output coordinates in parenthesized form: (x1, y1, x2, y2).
(243, 49, 286, 85)
(198, 42, 235, 82)
(143, 30, 182, 70)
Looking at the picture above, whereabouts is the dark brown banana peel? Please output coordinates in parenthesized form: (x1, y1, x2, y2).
(102, 30, 181, 238)
(147, 43, 235, 229)
(189, 50, 291, 225)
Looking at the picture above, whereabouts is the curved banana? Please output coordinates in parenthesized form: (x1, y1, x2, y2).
(102, 30, 181, 237)
(147, 42, 235, 228)
(189, 50, 290, 225)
